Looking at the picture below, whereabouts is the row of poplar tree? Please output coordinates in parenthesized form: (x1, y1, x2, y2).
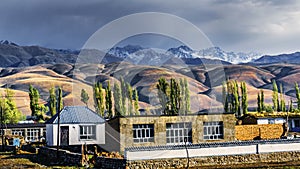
(223, 79, 300, 117)
(0, 85, 64, 124)
(222, 80, 248, 117)
(156, 77, 190, 115)
(93, 78, 139, 119)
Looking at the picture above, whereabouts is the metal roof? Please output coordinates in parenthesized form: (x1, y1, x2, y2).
(46, 106, 105, 124)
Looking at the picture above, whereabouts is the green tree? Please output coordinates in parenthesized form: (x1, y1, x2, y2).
(272, 80, 279, 112)
(49, 87, 57, 116)
(133, 89, 139, 115)
(81, 89, 89, 106)
(57, 87, 63, 112)
(29, 85, 39, 117)
(257, 92, 261, 113)
(28, 85, 48, 122)
(222, 81, 228, 112)
(240, 82, 248, 115)
(184, 78, 191, 114)
(261, 89, 265, 111)
(113, 83, 123, 116)
(0, 89, 24, 124)
(105, 81, 113, 118)
(93, 82, 105, 116)
(295, 82, 300, 110)
(157, 77, 170, 115)
(127, 83, 133, 115)
(120, 78, 127, 115)
(170, 78, 180, 115)
(289, 99, 294, 112)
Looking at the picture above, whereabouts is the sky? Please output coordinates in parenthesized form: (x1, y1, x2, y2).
(1, 0, 300, 55)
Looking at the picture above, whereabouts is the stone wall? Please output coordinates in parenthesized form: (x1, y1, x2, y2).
(127, 151, 300, 168)
(38, 147, 126, 168)
(95, 157, 126, 169)
(38, 147, 82, 166)
(235, 124, 284, 140)
(112, 113, 236, 152)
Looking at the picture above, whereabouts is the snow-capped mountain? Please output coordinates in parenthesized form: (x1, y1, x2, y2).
(0, 40, 18, 46)
(107, 45, 262, 64)
(106, 45, 144, 58)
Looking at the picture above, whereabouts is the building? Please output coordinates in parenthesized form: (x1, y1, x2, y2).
(107, 112, 235, 152)
(288, 117, 300, 132)
(0, 123, 45, 143)
(240, 114, 286, 125)
(46, 106, 106, 146)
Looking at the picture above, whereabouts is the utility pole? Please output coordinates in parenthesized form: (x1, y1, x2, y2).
(56, 88, 62, 159)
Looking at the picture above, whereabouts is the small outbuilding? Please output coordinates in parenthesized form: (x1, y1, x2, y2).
(46, 106, 105, 146)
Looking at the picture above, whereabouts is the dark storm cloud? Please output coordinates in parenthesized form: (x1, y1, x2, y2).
(0, 0, 299, 54)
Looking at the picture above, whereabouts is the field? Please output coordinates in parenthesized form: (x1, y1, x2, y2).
(0, 151, 78, 169)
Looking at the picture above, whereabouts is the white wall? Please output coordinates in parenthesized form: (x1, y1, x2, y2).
(46, 124, 54, 146)
(257, 119, 268, 124)
(46, 123, 105, 146)
(125, 142, 300, 161)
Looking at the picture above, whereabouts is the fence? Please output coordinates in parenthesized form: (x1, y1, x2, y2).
(125, 139, 300, 161)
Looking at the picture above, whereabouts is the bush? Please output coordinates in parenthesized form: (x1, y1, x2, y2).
(265, 105, 274, 113)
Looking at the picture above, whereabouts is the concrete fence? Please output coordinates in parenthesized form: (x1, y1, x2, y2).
(125, 139, 300, 161)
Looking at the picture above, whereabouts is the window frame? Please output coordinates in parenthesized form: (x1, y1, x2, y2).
(166, 122, 192, 145)
(132, 124, 154, 143)
(79, 125, 96, 141)
(203, 121, 224, 140)
(26, 128, 40, 142)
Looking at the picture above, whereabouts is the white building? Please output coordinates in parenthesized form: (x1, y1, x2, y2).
(46, 106, 106, 146)
(257, 117, 286, 124)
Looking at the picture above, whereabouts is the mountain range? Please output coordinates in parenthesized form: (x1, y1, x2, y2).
(0, 40, 300, 116)
(1, 40, 300, 66)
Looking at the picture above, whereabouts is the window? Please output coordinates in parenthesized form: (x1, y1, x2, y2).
(294, 120, 300, 128)
(166, 122, 192, 144)
(80, 125, 96, 140)
(268, 119, 275, 124)
(203, 121, 224, 140)
(12, 129, 25, 136)
(133, 124, 154, 143)
(26, 129, 40, 142)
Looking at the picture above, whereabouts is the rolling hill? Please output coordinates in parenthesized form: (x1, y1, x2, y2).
(0, 41, 300, 117)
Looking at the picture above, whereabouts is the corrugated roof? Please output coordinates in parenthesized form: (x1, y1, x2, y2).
(46, 106, 105, 124)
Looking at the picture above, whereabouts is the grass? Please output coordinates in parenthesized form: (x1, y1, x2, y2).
(0, 151, 82, 168)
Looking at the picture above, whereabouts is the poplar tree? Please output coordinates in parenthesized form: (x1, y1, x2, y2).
(241, 81, 248, 115)
(113, 83, 123, 116)
(261, 89, 265, 111)
(157, 77, 169, 115)
(179, 79, 185, 115)
(184, 78, 191, 114)
(29, 85, 39, 117)
(170, 78, 181, 115)
(120, 78, 127, 115)
(295, 82, 300, 110)
(57, 86, 63, 112)
(272, 80, 279, 112)
(127, 83, 133, 115)
(93, 82, 105, 116)
(133, 89, 140, 115)
(49, 86, 57, 116)
(28, 85, 48, 122)
(257, 92, 261, 113)
(289, 99, 294, 112)
(105, 81, 113, 118)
